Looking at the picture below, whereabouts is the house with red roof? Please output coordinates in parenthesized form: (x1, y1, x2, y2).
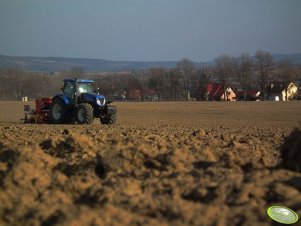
(206, 83, 237, 101)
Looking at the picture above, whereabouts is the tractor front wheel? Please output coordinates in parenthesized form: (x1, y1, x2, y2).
(76, 103, 94, 124)
(100, 114, 117, 125)
(50, 98, 68, 124)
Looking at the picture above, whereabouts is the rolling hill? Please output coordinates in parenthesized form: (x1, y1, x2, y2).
(0, 53, 300, 72)
(0, 55, 179, 72)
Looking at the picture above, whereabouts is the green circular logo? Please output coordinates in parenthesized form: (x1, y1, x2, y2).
(267, 206, 299, 224)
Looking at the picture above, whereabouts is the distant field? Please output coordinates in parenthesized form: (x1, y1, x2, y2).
(1, 101, 301, 128)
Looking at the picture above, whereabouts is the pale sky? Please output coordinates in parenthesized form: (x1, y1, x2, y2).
(0, 0, 300, 61)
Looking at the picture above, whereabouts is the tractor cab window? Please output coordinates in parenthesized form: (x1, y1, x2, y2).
(77, 83, 94, 94)
(63, 82, 75, 98)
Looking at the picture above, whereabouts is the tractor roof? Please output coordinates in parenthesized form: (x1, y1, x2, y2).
(64, 79, 94, 83)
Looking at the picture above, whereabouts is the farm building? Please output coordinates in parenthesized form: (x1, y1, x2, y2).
(142, 89, 159, 101)
(113, 90, 126, 101)
(237, 90, 261, 101)
(125, 89, 142, 101)
(206, 83, 237, 101)
(266, 82, 298, 101)
(114, 89, 159, 101)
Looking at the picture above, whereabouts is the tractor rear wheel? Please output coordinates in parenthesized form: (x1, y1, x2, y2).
(100, 114, 117, 125)
(50, 98, 68, 124)
(76, 103, 94, 124)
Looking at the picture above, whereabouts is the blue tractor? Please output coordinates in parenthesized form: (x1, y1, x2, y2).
(50, 78, 117, 124)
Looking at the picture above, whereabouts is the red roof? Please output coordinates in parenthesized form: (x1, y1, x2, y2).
(237, 90, 260, 97)
(127, 90, 141, 99)
(246, 90, 260, 97)
(206, 83, 223, 98)
(206, 83, 237, 100)
(143, 89, 158, 96)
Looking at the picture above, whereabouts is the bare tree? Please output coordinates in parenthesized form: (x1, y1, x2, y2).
(176, 58, 195, 101)
(8, 68, 25, 100)
(128, 74, 144, 100)
(215, 54, 235, 100)
(94, 75, 115, 97)
(191, 66, 212, 100)
(69, 66, 84, 78)
(148, 67, 166, 101)
(254, 50, 273, 100)
(234, 53, 253, 100)
(166, 69, 182, 101)
(0, 69, 14, 100)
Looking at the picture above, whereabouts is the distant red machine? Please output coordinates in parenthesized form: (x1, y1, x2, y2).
(23, 98, 52, 124)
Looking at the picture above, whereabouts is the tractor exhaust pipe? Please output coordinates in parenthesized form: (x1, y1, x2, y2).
(74, 77, 77, 100)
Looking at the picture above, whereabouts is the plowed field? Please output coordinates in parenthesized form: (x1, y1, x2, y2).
(1, 101, 301, 226)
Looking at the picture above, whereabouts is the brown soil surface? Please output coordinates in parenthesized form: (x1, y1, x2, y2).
(0, 101, 301, 226)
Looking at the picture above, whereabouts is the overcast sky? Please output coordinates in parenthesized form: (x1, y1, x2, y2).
(0, 0, 300, 62)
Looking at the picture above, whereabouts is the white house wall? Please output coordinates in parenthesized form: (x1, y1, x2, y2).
(281, 83, 298, 101)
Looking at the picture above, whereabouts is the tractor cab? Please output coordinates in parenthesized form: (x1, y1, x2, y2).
(62, 79, 95, 103)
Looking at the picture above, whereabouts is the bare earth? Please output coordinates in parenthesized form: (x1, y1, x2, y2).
(0, 101, 301, 226)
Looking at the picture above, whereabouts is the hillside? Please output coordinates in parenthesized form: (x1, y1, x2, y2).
(0, 53, 300, 72)
(0, 55, 179, 72)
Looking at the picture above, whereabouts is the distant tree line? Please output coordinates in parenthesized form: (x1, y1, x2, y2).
(0, 50, 300, 101)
